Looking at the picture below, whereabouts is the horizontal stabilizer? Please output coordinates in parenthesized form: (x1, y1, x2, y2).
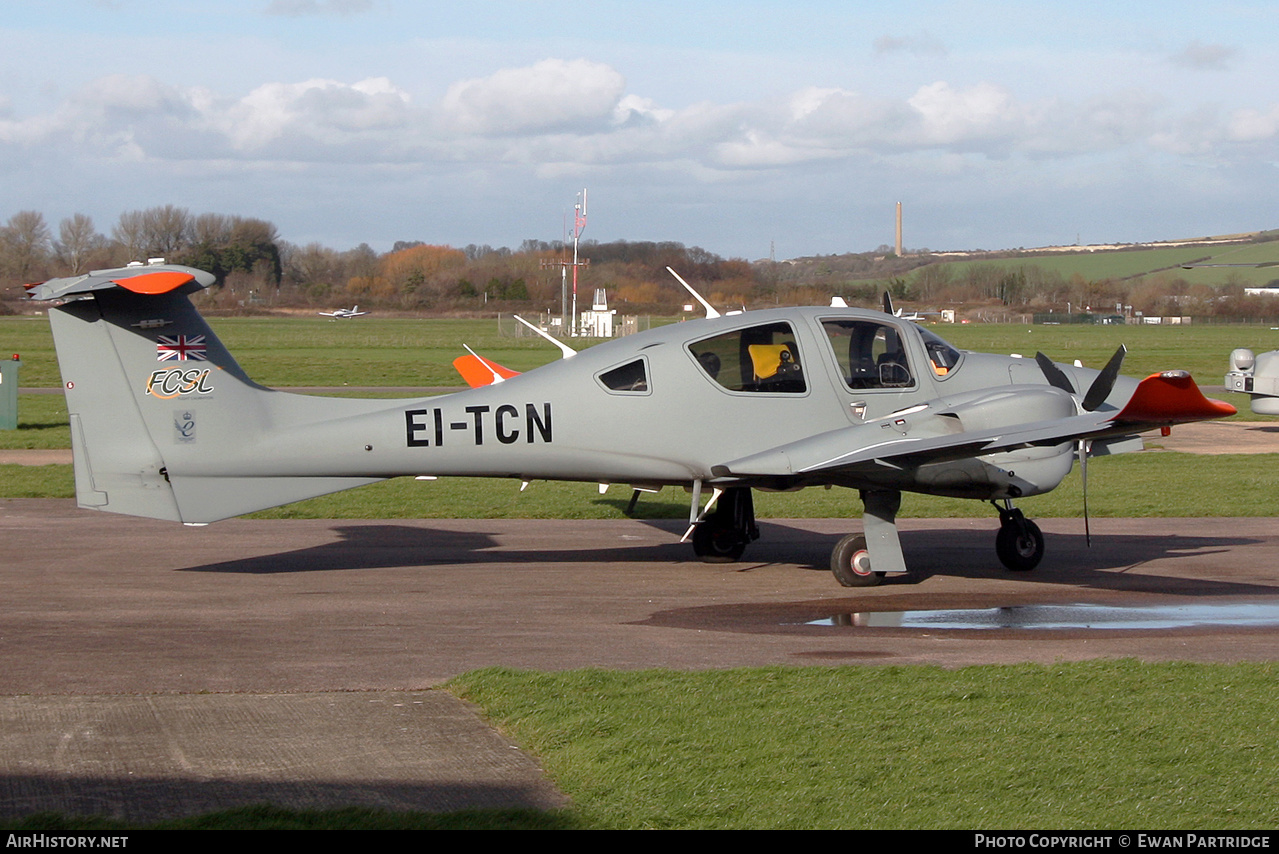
(26, 264, 215, 302)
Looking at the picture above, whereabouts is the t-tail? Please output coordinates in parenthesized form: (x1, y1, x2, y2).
(29, 263, 394, 523)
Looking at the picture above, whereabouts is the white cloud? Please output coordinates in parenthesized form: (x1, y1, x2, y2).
(1228, 104, 1279, 142)
(906, 81, 1016, 147)
(0, 58, 1272, 205)
(440, 59, 626, 135)
(219, 77, 412, 150)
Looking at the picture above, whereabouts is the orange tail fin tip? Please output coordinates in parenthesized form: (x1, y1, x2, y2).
(452, 354, 520, 388)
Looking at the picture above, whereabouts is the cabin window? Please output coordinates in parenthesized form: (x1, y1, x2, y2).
(821, 319, 915, 390)
(688, 321, 806, 393)
(598, 359, 650, 393)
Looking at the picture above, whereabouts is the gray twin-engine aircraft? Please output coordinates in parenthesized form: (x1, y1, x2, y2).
(29, 262, 1235, 587)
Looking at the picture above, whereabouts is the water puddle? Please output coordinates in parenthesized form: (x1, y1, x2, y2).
(808, 602, 1279, 630)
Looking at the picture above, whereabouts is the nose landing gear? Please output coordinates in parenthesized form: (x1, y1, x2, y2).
(993, 499, 1044, 572)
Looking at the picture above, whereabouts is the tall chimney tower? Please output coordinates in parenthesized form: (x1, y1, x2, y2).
(895, 202, 903, 257)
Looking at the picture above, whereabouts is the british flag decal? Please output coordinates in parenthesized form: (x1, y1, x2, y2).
(156, 335, 208, 361)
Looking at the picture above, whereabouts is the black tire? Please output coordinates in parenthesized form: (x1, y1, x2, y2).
(995, 519, 1044, 571)
(830, 534, 883, 587)
(692, 524, 746, 562)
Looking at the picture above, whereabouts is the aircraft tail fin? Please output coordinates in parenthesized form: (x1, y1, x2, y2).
(452, 349, 520, 388)
(33, 264, 383, 523)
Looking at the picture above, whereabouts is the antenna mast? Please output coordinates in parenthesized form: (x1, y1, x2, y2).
(539, 189, 591, 337)
(571, 188, 587, 336)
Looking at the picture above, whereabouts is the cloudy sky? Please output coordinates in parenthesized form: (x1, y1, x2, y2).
(2, 1, 1277, 260)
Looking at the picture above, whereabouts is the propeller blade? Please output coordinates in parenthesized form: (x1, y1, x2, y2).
(1035, 352, 1076, 395)
(1082, 345, 1127, 411)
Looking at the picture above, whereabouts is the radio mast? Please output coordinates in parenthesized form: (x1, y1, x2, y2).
(540, 188, 591, 337)
(571, 189, 587, 336)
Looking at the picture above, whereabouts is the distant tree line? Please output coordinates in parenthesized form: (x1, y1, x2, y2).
(2, 205, 1277, 319)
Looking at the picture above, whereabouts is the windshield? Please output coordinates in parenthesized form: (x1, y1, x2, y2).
(917, 326, 962, 376)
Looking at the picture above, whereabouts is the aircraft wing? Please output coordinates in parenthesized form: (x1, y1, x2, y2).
(713, 371, 1234, 478)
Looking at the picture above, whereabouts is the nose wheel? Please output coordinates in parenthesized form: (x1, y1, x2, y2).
(993, 501, 1044, 572)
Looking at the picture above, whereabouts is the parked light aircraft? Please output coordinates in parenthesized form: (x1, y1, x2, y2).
(318, 305, 368, 318)
(29, 262, 1235, 586)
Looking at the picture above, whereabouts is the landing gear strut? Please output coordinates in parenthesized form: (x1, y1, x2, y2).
(829, 489, 907, 587)
(993, 500, 1044, 572)
(691, 487, 759, 562)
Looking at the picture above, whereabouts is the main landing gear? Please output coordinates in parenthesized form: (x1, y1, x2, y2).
(829, 489, 907, 587)
(827, 493, 1046, 586)
(691, 487, 760, 562)
(686, 485, 1046, 582)
(992, 499, 1045, 572)
(830, 534, 879, 587)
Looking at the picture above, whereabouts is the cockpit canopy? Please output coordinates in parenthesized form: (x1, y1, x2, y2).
(682, 313, 964, 396)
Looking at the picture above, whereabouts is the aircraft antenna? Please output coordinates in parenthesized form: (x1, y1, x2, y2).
(667, 267, 720, 319)
(513, 314, 576, 359)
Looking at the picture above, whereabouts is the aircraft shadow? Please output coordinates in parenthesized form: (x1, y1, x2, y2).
(176, 520, 1279, 599)
(176, 522, 693, 574)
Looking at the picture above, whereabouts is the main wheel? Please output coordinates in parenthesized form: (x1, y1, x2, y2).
(830, 534, 883, 587)
(692, 523, 747, 562)
(995, 519, 1044, 571)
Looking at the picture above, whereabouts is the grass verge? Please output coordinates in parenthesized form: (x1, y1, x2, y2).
(444, 662, 1279, 829)
(9, 662, 1276, 829)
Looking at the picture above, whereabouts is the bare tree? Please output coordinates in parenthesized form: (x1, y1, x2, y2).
(141, 205, 191, 258)
(111, 210, 147, 261)
(55, 213, 105, 275)
(191, 212, 232, 246)
(1, 210, 52, 281)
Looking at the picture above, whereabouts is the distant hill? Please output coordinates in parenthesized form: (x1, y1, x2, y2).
(777, 229, 1279, 291)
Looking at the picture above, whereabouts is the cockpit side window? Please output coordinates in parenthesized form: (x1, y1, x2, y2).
(821, 319, 915, 390)
(688, 321, 806, 393)
(597, 358, 650, 393)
